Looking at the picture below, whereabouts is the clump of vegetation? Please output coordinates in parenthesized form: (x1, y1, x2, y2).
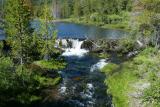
(142, 79, 160, 106)
(0, 0, 66, 106)
(98, 53, 110, 59)
(31, 0, 132, 30)
(34, 59, 66, 70)
(118, 37, 136, 54)
(101, 47, 160, 107)
(0, 57, 61, 106)
(101, 63, 119, 74)
(102, 61, 138, 107)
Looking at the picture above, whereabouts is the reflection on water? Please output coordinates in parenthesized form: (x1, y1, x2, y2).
(55, 22, 128, 39)
(0, 29, 5, 40)
(31, 21, 128, 40)
(0, 21, 128, 41)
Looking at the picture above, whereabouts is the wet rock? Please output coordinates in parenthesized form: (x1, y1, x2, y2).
(127, 51, 138, 58)
(81, 40, 95, 51)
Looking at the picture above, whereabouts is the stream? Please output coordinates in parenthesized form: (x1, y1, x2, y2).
(41, 39, 112, 107)
(0, 22, 127, 107)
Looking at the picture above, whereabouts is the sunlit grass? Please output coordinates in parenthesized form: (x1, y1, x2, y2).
(102, 62, 138, 107)
(34, 60, 66, 70)
(101, 47, 159, 107)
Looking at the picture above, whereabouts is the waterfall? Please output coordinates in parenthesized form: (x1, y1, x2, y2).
(62, 39, 88, 57)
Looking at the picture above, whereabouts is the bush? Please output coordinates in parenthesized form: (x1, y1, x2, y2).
(34, 59, 66, 70)
(118, 38, 135, 54)
(0, 57, 61, 106)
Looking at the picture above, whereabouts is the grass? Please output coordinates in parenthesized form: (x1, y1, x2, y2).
(34, 59, 66, 70)
(101, 47, 160, 107)
(102, 62, 138, 107)
(34, 75, 61, 86)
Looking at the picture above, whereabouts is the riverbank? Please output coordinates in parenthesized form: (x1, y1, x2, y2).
(55, 18, 131, 32)
(101, 47, 160, 107)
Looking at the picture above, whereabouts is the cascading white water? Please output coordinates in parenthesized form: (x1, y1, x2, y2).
(90, 59, 108, 72)
(62, 39, 88, 57)
(56, 38, 111, 107)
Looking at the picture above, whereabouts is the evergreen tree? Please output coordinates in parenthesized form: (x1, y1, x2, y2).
(61, 0, 70, 18)
(38, 0, 57, 60)
(73, 0, 81, 18)
(82, 0, 90, 20)
(4, 0, 32, 66)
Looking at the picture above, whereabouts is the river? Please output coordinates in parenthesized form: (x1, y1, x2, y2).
(0, 22, 127, 107)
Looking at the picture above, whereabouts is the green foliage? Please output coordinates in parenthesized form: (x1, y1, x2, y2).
(35, 1, 57, 60)
(34, 59, 66, 70)
(98, 53, 110, 59)
(0, 57, 61, 105)
(143, 79, 160, 106)
(31, 0, 132, 30)
(34, 76, 61, 87)
(4, 0, 33, 64)
(101, 63, 119, 74)
(137, 0, 160, 46)
(101, 47, 160, 107)
(118, 38, 135, 53)
(102, 62, 137, 107)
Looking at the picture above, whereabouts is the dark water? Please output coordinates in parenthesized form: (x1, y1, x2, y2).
(40, 55, 112, 107)
(0, 22, 125, 107)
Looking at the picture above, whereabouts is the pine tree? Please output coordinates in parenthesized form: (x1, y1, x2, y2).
(4, 0, 32, 66)
(73, 0, 81, 18)
(38, 0, 57, 60)
(82, 0, 90, 20)
(62, 0, 70, 18)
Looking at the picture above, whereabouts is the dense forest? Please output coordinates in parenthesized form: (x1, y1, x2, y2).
(30, 0, 132, 30)
(0, 0, 160, 107)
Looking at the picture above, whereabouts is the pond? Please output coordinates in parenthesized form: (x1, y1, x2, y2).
(0, 21, 128, 40)
(54, 22, 128, 39)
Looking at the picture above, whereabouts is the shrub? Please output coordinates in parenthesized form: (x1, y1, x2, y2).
(118, 38, 135, 54)
(0, 57, 61, 105)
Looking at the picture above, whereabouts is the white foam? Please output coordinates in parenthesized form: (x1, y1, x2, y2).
(59, 86, 67, 94)
(61, 39, 68, 47)
(87, 83, 94, 90)
(90, 59, 108, 72)
(62, 39, 88, 57)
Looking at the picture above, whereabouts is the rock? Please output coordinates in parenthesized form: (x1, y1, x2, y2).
(81, 40, 94, 50)
(137, 40, 143, 47)
(127, 51, 138, 58)
(133, 82, 150, 91)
